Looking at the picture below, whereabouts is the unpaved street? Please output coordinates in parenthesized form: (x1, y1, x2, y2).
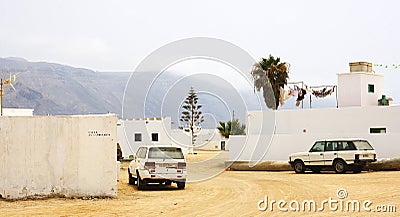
(1, 152, 399, 217)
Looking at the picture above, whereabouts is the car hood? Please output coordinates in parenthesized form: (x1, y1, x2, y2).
(289, 151, 309, 157)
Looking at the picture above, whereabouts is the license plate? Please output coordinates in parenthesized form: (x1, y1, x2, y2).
(157, 163, 177, 168)
(362, 154, 370, 157)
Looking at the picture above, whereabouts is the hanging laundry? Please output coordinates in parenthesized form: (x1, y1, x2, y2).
(296, 88, 307, 106)
(312, 86, 335, 98)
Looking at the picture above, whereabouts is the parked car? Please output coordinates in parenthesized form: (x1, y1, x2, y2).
(128, 145, 187, 189)
(289, 139, 377, 173)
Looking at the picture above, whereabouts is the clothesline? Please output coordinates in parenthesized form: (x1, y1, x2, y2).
(280, 82, 338, 108)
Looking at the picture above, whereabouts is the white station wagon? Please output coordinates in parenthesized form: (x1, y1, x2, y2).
(289, 139, 377, 173)
(128, 145, 187, 189)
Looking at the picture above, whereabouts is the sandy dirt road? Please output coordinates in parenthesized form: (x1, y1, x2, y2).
(1, 151, 399, 217)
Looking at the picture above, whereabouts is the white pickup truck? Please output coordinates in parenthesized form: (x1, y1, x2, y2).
(289, 139, 377, 174)
(128, 145, 187, 190)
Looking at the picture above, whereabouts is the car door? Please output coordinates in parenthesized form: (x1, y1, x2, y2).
(308, 141, 325, 166)
(323, 141, 338, 165)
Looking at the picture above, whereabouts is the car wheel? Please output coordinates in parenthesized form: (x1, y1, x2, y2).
(165, 181, 172, 186)
(128, 169, 136, 185)
(293, 160, 306, 173)
(177, 181, 186, 189)
(334, 159, 347, 174)
(137, 172, 146, 190)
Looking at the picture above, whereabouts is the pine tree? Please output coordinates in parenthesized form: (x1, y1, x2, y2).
(180, 87, 204, 153)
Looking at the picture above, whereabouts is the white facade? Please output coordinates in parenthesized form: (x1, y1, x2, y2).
(229, 62, 400, 162)
(338, 62, 385, 107)
(0, 114, 118, 199)
(229, 106, 400, 161)
(117, 118, 227, 158)
(2, 108, 34, 116)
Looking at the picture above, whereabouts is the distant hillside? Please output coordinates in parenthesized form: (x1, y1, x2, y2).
(0, 57, 130, 116)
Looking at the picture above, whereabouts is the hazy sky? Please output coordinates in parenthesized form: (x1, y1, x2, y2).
(1, 0, 400, 101)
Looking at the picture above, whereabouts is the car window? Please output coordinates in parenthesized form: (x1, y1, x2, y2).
(337, 141, 357, 151)
(310, 142, 325, 152)
(148, 147, 184, 159)
(325, 141, 337, 151)
(353, 140, 374, 150)
(136, 147, 147, 158)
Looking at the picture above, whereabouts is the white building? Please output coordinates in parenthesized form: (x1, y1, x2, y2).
(117, 117, 226, 158)
(229, 62, 400, 162)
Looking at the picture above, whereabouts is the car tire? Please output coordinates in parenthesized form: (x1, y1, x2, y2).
(177, 181, 186, 189)
(165, 181, 172, 186)
(334, 159, 347, 174)
(293, 160, 306, 173)
(137, 172, 146, 190)
(128, 169, 136, 185)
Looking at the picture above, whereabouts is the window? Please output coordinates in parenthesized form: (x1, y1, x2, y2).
(370, 128, 386, 134)
(136, 147, 147, 158)
(368, 84, 374, 93)
(151, 133, 159, 142)
(148, 147, 184, 159)
(337, 141, 356, 151)
(325, 141, 338, 151)
(310, 141, 325, 152)
(134, 133, 142, 142)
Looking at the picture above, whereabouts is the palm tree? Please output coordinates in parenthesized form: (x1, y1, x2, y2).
(217, 119, 246, 139)
(217, 121, 231, 139)
(251, 54, 290, 109)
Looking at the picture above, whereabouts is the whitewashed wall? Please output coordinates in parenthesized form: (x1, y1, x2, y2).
(0, 114, 118, 199)
(117, 118, 226, 157)
(229, 106, 400, 161)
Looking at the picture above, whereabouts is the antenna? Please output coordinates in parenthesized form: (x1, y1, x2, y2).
(1, 73, 18, 116)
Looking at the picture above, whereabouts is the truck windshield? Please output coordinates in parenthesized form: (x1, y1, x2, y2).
(148, 147, 184, 159)
(353, 141, 374, 150)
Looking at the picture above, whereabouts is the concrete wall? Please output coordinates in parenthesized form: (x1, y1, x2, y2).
(229, 106, 400, 161)
(0, 114, 118, 199)
(2, 108, 34, 116)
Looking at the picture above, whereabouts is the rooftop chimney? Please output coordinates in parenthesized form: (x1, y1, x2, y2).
(349, 62, 372, 73)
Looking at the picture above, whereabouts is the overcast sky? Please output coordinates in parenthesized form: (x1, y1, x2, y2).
(1, 0, 399, 102)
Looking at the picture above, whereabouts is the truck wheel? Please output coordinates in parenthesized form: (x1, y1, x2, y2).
(177, 181, 186, 189)
(334, 159, 347, 174)
(293, 161, 306, 173)
(137, 172, 146, 190)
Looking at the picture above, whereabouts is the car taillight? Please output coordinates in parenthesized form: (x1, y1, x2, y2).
(178, 162, 186, 169)
(144, 162, 155, 169)
(355, 154, 359, 160)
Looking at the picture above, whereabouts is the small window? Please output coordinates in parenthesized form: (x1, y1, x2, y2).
(151, 133, 159, 142)
(370, 128, 386, 134)
(368, 84, 374, 93)
(134, 133, 142, 142)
